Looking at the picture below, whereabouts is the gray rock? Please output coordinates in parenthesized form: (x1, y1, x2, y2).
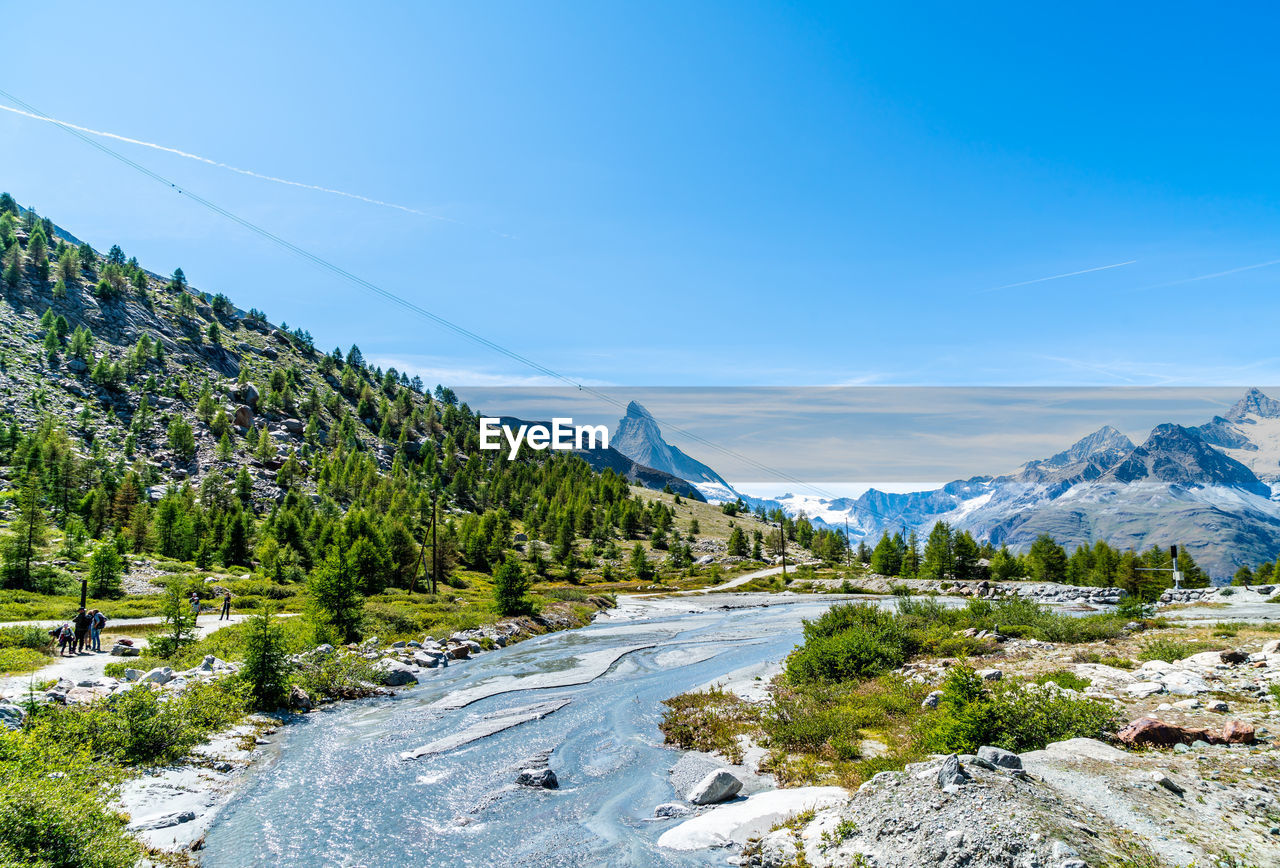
(936, 754, 971, 789)
(977, 745, 1023, 770)
(413, 651, 443, 668)
(1150, 770, 1185, 795)
(140, 667, 175, 685)
(921, 690, 943, 709)
(516, 768, 558, 789)
(687, 768, 743, 805)
(374, 658, 418, 687)
(0, 702, 26, 731)
(1208, 700, 1229, 713)
(122, 668, 144, 682)
(654, 802, 692, 818)
(110, 643, 140, 657)
(758, 828, 800, 867)
(977, 668, 1003, 681)
(130, 810, 196, 831)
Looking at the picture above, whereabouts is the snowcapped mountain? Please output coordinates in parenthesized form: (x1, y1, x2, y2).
(610, 402, 739, 501)
(603, 390, 1280, 577)
(1196, 387, 1280, 487)
(810, 391, 1280, 577)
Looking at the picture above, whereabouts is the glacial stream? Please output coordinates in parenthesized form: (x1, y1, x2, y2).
(200, 593, 859, 867)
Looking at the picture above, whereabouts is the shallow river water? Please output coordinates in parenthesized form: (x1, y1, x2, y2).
(200, 593, 859, 867)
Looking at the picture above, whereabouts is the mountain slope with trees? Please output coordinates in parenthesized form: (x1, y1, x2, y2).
(0, 196, 726, 629)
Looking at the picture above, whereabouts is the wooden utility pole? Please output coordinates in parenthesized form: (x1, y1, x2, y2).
(781, 519, 787, 578)
(430, 487, 439, 595)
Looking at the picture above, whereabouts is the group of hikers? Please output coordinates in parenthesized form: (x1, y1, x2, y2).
(190, 590, 234, 623)
(49, 591, 234, 656)
(50, 607, 108, 656)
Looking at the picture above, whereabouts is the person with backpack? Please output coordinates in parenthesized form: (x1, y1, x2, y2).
(89, 609, 107, 652)
(72, 607, 92, 654)
(53, 622, 74, 656)
(190, 592, 201, 624)
(219, 590, 232, 621)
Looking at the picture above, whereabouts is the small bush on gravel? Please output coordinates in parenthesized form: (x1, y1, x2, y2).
(1137, 637, 1219, 663)
(660, 686, 761, 763)
(914, 666, 1119, 754)
(1031, 670, 1092, 691)
(25, 680, 245, 766)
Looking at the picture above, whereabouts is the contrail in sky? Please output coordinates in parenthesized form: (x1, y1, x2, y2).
(980, 259, 1137, 293)
(1134, 257, 1280, 291)
(0, 103, 433, 217)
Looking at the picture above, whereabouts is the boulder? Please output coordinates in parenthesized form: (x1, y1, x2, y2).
(413, 651, 443, 668)
(445, 644, 470, 660)
(1263, 639, 1280, 655)
(758, 829, 800, 867)
(1117, 717, 1218, 748)
(1126, 681, 1165, 698)
(282, 417, 304, 434)
(374, 659, 419, 687)
(1222, 720, 1256, 744)
(1150, 771, 1185, 795)
(1220, 649, 1249, 665)
(129, 810, 196, 831)
(233, 405, 254, 428)
(977, 668, 1002, 681)
(516, 768, 558, 789)
(654, 803, 692, 818)
(921, 690, 943, 710)
(287, 685, 313, 712)
(1160, 671, 1210, 696)
(687, 768, 743, 805)
(936, 754, 971, 789)
(110, 643, 140, 657)
(237, 382, 260, 410)
(976, 745, 1023, 770)
(0, 702, 26, 731)
(140, 667, 175, 685)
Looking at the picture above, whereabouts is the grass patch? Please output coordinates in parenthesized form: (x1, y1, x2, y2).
(0, 647, 50, 676)
(659, 686, 763, 764)
(0, 590, 168, 623)
(1031, 669, 1092, 691)
(1071, 649, 1136, 669)
(1137, 637, 1220, 663)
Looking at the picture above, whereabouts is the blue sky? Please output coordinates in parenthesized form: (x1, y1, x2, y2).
(3, 3, 1279, 388)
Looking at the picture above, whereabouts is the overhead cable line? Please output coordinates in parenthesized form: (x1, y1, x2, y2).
(0, 87, 906, 527)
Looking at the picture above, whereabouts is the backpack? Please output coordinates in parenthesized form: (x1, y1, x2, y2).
(94, 612, 108, 629)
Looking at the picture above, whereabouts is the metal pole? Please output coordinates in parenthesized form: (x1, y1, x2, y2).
(80, 578, 87, 609)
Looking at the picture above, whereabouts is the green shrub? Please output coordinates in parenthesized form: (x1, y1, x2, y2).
(1137, 638, 1218, 663)
(102, 662, 127, 679)
(293, 652, 381, 701)
(1031, 670, 1092, 692)
(0, 731, 140, 868)
(26, 680, 245, 766)
(0, 625, 54, 652)
(786, 603, 918, 684)
(915, 666, 1119, 754)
